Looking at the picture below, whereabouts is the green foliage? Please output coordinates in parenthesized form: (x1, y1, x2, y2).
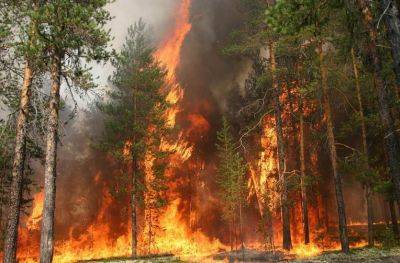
(32, 0, 113, 90)
(222, 0, 269, 56)
(98, 19, 170, 208)
(216, 117, 248, 224)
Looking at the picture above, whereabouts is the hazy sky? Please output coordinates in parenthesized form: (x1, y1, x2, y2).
(91, 0, 178, 87)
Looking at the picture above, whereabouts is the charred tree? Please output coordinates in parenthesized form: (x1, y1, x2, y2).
(356, 0, 400, 205)
(318, 42, 350, 253)
(269, 42, 292, 250)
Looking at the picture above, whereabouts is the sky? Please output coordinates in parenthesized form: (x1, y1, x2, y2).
(90, 0, 178, 88)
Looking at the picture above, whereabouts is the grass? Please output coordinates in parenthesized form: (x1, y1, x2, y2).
(292, 246, 400, 262)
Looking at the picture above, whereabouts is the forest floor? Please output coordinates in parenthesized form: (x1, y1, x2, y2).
(81, 247, 400, 262)
(288, 247, 400, 263)
(81, 225, 400, 262)
(210, 247, 400, 262)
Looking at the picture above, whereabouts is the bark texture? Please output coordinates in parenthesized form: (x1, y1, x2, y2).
(130, 157, 138, 258)
(381, 0, 400, 87)
(40, 53, 62, 263)
(356, 0, 400, 205)
(351, 48, 374, 246)
(269, 43, 292, 250)
(319, 43, 350, 253)
(130, 93, 138, 258)
(299, 105, 310, 245)
(3, 62, 33, 263)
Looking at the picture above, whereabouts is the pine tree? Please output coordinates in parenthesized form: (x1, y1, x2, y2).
(215, 117, 247, 250)
(0, 1, 48, 261)
(354, 0, 400, 206)
(98, 20, 169, 258)
(30, 1, 113, 261)
(266, 0, 351, 252)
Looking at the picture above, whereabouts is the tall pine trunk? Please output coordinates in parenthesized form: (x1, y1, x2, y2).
(381, 0, 400, 87)
(131, 93, 138, 258)
(299, 102, 310, 244)
(351, 48, 374, 246)
(130, 157, 138, 258)
(356, 0, 400, 205)
(3, 61, 33, 263)
(269, 42, 292, 250)
(318, 42, 350, 253)
(40, 52, 62, 263)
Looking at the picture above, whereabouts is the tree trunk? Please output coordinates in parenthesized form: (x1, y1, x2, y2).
(131, 93, 138, 258)
(3, 61, 33, 263)
(269, 42, 292, 250)
(389, 199, 400, 237)
(130, 155, 138, 258)
(381, 0, 400, 87)
(299, 104, 310, 244)
(239, 203, 244, 249)
(384, 199, 391, 226)
(356, 0, 400, 205)
(40, 52, 62, 263)
(351, 48, 374, 246)
(318, 42, 350, 253)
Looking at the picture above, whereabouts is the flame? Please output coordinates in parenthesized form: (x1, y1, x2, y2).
(145, 0, 227, 258)
(155, 0, 191, 83)
(293, 243, 322, 258)
(150, 199, 225, 260)
(156, 0, 191, 129)
(26, 192, 44, 230)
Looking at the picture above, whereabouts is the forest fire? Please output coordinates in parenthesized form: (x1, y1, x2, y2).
(3, 0, 399, 262)
(15, 0, 226, 261)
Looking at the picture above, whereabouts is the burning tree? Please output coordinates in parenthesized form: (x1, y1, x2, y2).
(98, 20, 170, 258)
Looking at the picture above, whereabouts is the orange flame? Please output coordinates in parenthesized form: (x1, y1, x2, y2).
(26, 192, 44, 230)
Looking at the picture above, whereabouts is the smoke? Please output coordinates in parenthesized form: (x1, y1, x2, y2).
(90, 0, 182, 88)
(21, 0, 250, 249)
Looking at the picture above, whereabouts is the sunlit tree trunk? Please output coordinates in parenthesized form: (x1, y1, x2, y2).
(40, 51, 62, 263)
(269, 42, 292, 250)
(351, 48, 374, 246)
(318, 42, 350, 253)
(3, 61, 33, 263)
(356, 0, 400, 204)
